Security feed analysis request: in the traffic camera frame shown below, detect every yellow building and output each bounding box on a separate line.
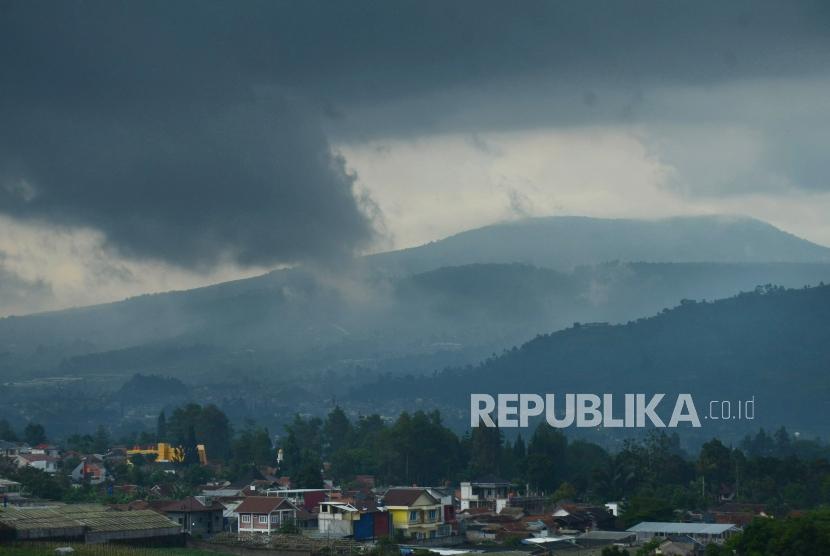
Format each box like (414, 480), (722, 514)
(381, 488), (449, 540)
(127, 443), (207, 465)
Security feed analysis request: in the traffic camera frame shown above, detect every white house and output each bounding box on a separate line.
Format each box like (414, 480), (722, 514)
(318, 502), (360, 537)
(459, 475), (511, 513)
(14, 453), (58, 474)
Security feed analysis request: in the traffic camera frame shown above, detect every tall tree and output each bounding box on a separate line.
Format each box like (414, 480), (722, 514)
(182, 425), (200, 466)
(281, 429), (302, 474)
(323, 406), (352, 457)
(23, 422), (46, 445)
(232, 422), (273, 468)
(698, 439), (733, 491)
(156, 411), (167, 443)
(199, 405), (233, 461)
(92, 425), (110, 454)
(292, 454), (323, 488)
(526, 424), (567, 493)
(0, 419), (17, 442)
(469, 426), (503, 477)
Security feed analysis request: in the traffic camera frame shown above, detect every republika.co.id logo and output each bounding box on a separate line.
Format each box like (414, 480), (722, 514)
(471, 393), (755, 428)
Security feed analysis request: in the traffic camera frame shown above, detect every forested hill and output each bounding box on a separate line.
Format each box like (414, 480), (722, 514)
(359, 284), (830, 437)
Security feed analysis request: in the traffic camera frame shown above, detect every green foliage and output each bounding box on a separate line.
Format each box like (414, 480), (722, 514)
(698, 439), (733, 494)
(167, 403), (233, 462)
(323, 406), (353, 457)
(182, 425), (200, 466)
(526, 423), (567, 492)
(553, 481), (577, 502)
(468, 425), (503, 477)
(118, 373), (189, 399)
(367, 283), (830, 442)
(727, 509), (830, 555)
(279, 520), (300, 534)
(23, 422), (46, 445)
(2, 464), (69, 499)
(370, 536), (400, 556)
(231, 421), (274, 469)
(93, 425), (111, 454)
(634, 538), (661, 556)
(0, 418), (18, 441)
(157, 410), (168, 443)
(620, 496), (674, 528)
(66, 433), (96, 454)
(291, 455), (323, 488)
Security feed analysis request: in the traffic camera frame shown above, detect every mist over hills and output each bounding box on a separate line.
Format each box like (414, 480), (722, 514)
(368, 215), (830, 274)
(1, 214), (830, 437)
(361, 283), (830, 441)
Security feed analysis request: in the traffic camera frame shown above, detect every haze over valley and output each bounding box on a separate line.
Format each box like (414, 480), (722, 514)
(2, 215), (830, 445)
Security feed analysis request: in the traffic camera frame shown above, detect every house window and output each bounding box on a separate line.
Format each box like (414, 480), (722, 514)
(271, 514), (280, 523)
(428, 510), (437, 521)
(242, 514), (251, 523)
(409, 511), (418, 522)
(259, 515), (268, 524)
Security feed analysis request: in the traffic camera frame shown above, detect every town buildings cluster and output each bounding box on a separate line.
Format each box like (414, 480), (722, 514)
(0, 437), (745, 555)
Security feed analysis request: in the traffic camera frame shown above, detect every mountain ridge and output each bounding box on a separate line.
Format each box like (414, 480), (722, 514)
(358, 283), (830, 439)
(367, 215), (830, 274)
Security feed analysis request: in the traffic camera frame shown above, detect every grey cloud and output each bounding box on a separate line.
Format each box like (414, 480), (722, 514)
(1, 0), (829, 269)
(0, 253), (53, 316)
(0, 93), (375, 268)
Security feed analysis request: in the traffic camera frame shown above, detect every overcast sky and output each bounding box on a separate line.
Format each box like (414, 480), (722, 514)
(1, 0), (830, 316)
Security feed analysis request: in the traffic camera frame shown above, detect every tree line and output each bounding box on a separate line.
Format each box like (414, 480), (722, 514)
(5, 405), (830, 521)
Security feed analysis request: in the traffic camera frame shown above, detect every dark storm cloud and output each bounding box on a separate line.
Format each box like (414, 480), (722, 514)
(0, 94), (375, 267)
(1, 0), (829, 268)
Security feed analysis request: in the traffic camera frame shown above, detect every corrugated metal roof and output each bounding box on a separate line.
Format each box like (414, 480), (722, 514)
(579, 530), (637, 540)
(627, 522), (737, 535)
(0, 504), (180, 532)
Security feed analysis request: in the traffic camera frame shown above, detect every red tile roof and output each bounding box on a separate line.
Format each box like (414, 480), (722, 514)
(157, 496), (224, 513)
(236, 496), (291, 514)
(382, 488), (438, 507)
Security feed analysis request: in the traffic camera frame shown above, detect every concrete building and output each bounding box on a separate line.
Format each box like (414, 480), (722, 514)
(381, 487), (450, 540)
(318, 501), (391, 540)
(460, 476), (511, 513)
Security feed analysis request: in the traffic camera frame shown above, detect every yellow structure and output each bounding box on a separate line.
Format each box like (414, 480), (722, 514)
(382, 488), (447, 540)
(127, 442), (207, 465)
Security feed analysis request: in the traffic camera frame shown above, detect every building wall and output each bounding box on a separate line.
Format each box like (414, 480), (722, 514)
(373, 512), (391, 538)
(167, 510), (222, 535)
(239, 513), (271, 532)
(319, 515), (353, 537)
(390, 509), (409, 529)
(238, 510), (296, 533)
(388, 505), (444, 539)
